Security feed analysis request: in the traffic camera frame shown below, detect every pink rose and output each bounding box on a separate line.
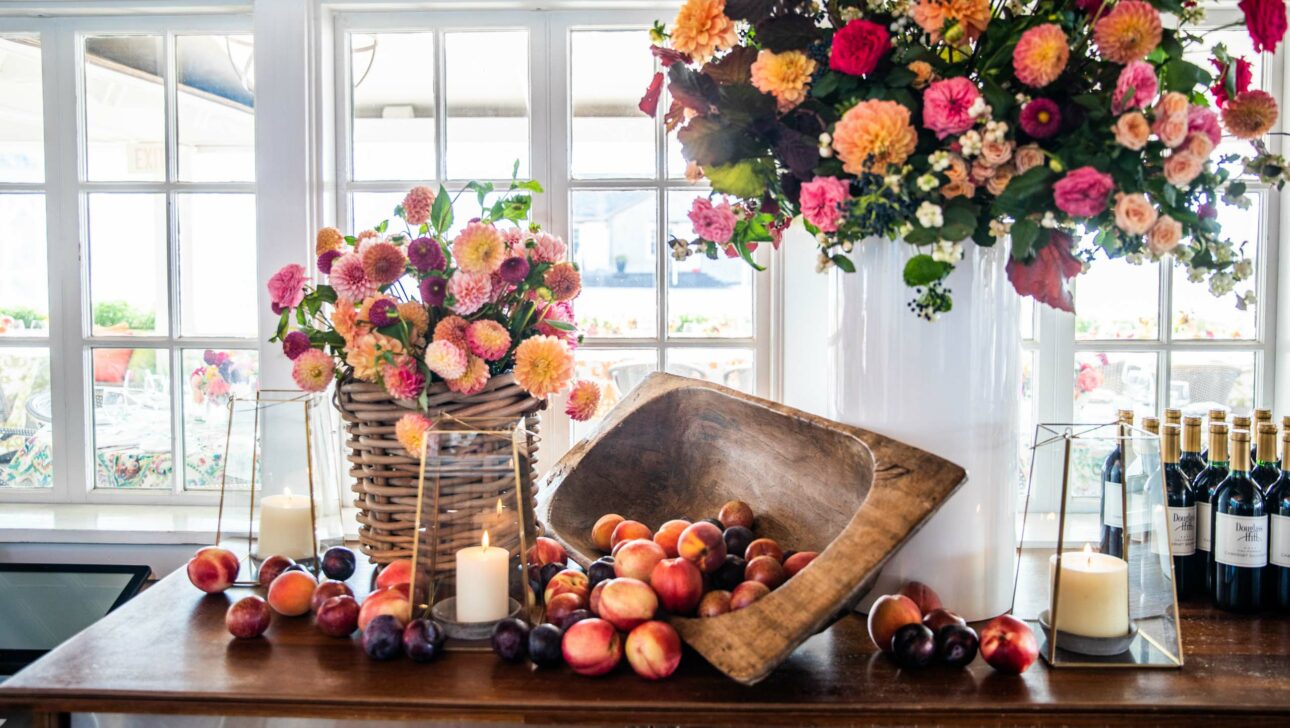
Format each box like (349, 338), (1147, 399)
(980, 139), (1014, 167)
(922, 77), (981, 139)
(1188, 105), (1223, 147)
(1112, 61), (1159, 114)
(1113, 193), (1158, 235)
(1114, 112), (1151, 150)
(1156, 92), (1190, 119)
(1052, 166), (1115, 218)
(799, 176), (851, 233)
(1154, 115), (1189, 148)
(1184, 132), (1215, 158)
(267, 264), (307, 311)
(1164, 152), (1204, 187)
(1147, 215), (1183, 255)
(688, 196), (737, 244)
(1014, 144), (1045, 173)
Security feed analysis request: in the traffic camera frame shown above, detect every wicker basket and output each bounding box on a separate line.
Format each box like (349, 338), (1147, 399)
(336, 372), (544, 568)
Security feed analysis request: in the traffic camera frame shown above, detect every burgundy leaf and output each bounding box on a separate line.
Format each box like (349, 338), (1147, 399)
(639, 72), (664, 116)
(668, 63), (718, 113)
(1006, 231), (1082, 313)
(651, 45), (691, 68)
(703, 46), (758, 85)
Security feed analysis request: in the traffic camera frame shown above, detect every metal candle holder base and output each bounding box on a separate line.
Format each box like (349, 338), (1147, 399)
(430, 597), (523, 642)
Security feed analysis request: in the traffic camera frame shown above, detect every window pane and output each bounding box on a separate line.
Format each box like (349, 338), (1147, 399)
(1074, 256), (1158, 340)
(92, 347), (172, 489)
(1071, 351), (1158, 499)
(0, 194), (48, 336)
(350, 191), (403, 232)
(351, 32), (435, 181)
(0, 36), (44, 182)
(1169, 350), (1256, 415)
(178, 194), (256, 337)
(85, 35), (165, 181)
(0, 348), (51, 488)
(182, 348), (258, 490)
(666, 190), (753, 338)
(1172, 196), (1260, 340)
(571, 348), (656, 440)
(665, 347), (754, 393)
(571, 189), (656, 338)
(89, 194), (168, 336)
(176, 35), (255, 182)
(571, 29), (655, 179)
(445, 31), (528, 179)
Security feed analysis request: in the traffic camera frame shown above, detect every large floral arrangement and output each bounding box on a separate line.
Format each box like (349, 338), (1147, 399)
(264, 174), (601, 453)
(645, 0), (1281, 318)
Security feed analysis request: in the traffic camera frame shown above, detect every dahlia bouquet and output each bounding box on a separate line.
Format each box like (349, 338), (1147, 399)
(264, 173), (602, 451)
(646, 0), (1281, 318)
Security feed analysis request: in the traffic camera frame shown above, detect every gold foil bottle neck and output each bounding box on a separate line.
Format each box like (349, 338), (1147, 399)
(1182, 416), (1202, 452)
(1231, 429), (1251, 471)
(1209, 423), (1230, 462)
(1164, 408), (1182, 427)
(1142, 417), (1160, 435)
(1258, 423), (1278, 463)
(1209, 408), (1228, 422)
(1161, 424), (1181, 463)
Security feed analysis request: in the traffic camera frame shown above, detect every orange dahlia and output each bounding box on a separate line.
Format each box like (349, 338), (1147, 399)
(1012, 24), (1069, 88)
(395, 413), (434, 457)
(832, 100), (918, 175)
(332, 297), (360, 343)
(432, 315), (470, 350)
(750, 49), (818, 113)
(397, 301), (430, 340)
(362, 242), (407, 285)
(452, 221), (506, 275)
(1222, 90), (1279, 139)
(565, 380), (602, 422)
(446, 355), (491, 396)
(465, 319), (512, 361)
(1094, 0), (1162, 64)
(670, 0), (737, 63)
(513, 335), (575, 398)
(316, 227), (344, 256)
(911, 0), (991, 44)
(543, 262), (583, 302)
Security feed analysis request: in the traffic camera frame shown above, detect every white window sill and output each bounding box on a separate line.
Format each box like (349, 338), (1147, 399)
(0, 503), (361, 545)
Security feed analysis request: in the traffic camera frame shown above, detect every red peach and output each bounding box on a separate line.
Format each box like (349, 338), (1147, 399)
(611, 539), (630, 558)
(652, 519), (692, 558)
(922, 608), (967, 633)
(783, 551), (818, 578)
(375, 559), (413, 590)
(610, 520), (653, 548)
(545, 591), (586, 624)
(187, 546), (240, 594)
(592, 514), (625, 552)
(225, 595), (271, 639)
(730, 581), (770, 611)
(614, 539), (667, 582)
(562, 617), (623, 677)
(311, 580), (354, 613)
(979, 615), (1038, 675)
(867, 594), (923, 653)
(527, 536), (568, 568)
(358, 585), (411, 630)
(589, 580), (607, 615)
(744, 538), (784, 563)
(649, 557), (704, 615)
(597, 577), (658, 632)
(544, 569), (590, 605)
(316, 594), (360, 637)
(625, 620), (682, 680)
(898, 581), (943, 616)
(257, 554), (295, 588)
(267, 570), (317, 616)
(745, 555), (787, 590)
(677, 522), (726, 573)
(718, 500), (755, 530)
(698, 590), (732, 618)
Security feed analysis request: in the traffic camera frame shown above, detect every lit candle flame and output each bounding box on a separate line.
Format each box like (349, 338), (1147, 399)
(283, 487), (293, 497)
(1082, 542), (1093, 567)
(482, 530), (490, 549)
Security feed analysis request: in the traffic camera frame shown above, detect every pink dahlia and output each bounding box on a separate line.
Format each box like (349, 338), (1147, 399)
(447, 355), (491, 396)
(1019, 98), (1062, 139)
(565, 380), (601, 422)
(395, 413), (434, 457)
(799, 176), (850, 233)
(452, 221), (507, 275)
(433, 315), (470, 349)
(921, 77), (980, 139)
(267, 263), (307, 312)
(1013, 24), (1069, 88)
(402, 185), (435, 227)
(424, 339), (468, 380)
(447, 272), (491, 315)
(465, 319), (512, 361)
(531, 232), (567, 263)
(1112, 61), (1159, 114)
(688, 196), (737, 244)
(382, 358), (426, 400)
(544, 262), (582, 302)
(291, 349), (334, 392)
(282, 330), (311, 360)
(1052, 167), (1115, 218)
(329, 253), (377, 300)
(536, 301), (578, 346)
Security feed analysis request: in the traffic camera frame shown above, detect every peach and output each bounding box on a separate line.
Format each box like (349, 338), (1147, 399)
(257, 554), (295, 588)
(649, 557), (703, 615)
(375, 558), (413, 590)
(358, 585), (411, 630)
(589, 580), (607, 615)
(698, 590), (732, 618)
(266, 570), (317, 616)
(316, 594), (360, 637)
(718, 500), (755, 530)
(677, 522), (726, 573)
(744, 538), (784, 563)
(898, 581), (943, 615)
(745, 555), (786, 590)
(225, 595), (271, 639)
(562, 617), (623, 677)
(980, 615), (1038, 674)
(527, 536), (568, 568)
(544, 569), (590, 605)
(311, 580), (354, 613)
(867, 594), (922, 653)
(545, 591), (587, 625)
(730, 581), (770, 611)
(611, 539), (630, 558)
(597, 577), (658, 632)
(625, 620), (683, 680)
(187, 546), (240, 594)
(592, 514), (625, 551)
(614, 539), (666, 581)
(610, 520), (653, 548)
(783, 551), (817, 578)
(652, 519), (691, 558)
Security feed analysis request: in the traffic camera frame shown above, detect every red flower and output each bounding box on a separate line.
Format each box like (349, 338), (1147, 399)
(1211, 56), (1253, 108)
(1006, 231), (1083, 313)
(639, 71), (664, 116)
(830, 19), (890, 77)
(1239, 0), (1287, 53)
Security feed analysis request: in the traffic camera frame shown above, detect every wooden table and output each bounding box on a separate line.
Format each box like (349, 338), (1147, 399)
(3, 559), (1290, 726)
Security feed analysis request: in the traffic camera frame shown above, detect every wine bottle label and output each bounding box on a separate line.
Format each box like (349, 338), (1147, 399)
(1271, 514), (1290, 568)
(1102, 481), (1124, 529)
(1166, 506), (1196, 556)
(1197, 504), (1211, 552)
(1214, 513), (1268, 568)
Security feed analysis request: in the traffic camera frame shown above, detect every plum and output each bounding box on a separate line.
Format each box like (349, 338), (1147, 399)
(700, 517), (725, 531)
(712, 555), (746, 591)
(587, 557), (616, 590)
(491, 617), (530, 662)
(891, 623), (936, 669)
(321, 546), (357, 581)
(528, 623), (564, 668)
(936, 624), (979, 668)
(539, 562), (564, 595)
(559, 608), (594, 631)
(362, 614), (404, 661)
(402, 618), (447, 663)
(722, 526), (755, 559)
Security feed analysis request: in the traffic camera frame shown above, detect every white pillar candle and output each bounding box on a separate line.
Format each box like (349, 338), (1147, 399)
(257, 488), (315, 560)
(1048, 543), (1130, 638)
(455, 530), (509, 623)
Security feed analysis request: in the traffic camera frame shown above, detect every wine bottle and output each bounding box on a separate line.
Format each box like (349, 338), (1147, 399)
(1159, 424), (1198, 598)
(1213, 429), (1267, 613)
(1180, 415), (1206, 482)
(1252, 422), (1280, 495)
(1129, 416), (1160, 540)
(1196, 422), (1229, 596)
(1200, 408), (1227, 462)
(1164, 408), (1182, 428)
(1266, 429), (1290, 611)
(1252, 409), (1272, 464)
(1100, 409), (1134, 559)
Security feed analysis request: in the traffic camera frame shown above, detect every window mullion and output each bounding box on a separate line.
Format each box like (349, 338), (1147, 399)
(433, 27), (447, 185)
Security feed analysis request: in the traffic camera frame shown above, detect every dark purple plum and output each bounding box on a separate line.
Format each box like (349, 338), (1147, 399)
(539, 562), (564, 595)
(558, 608), (593, 631)
(402, 618), (447, 663)
(490, 617), (530, 662)
(700, 517), (725, 532)
(712, 555), (746, 591)
(527, 623), (564, 668)
(282, 563), (307, 574)
(587, 558), (616, 589)
(936, 624), (979, 668)
(723, 526), (755, 559)
(321, 546), (357, 581)
(362, 615), (403, 661)
(891, 623), (936, 670)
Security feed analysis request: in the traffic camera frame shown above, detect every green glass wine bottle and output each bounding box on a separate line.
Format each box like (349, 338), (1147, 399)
(1179, 416), (1206, 483)
(1213, 429), (1267, 613)
(1252, 422), (1280, 495)
(1159, 424), (1199, 597)
(1267, 429), (1290, 611)
(1195, 422), (1229, 597)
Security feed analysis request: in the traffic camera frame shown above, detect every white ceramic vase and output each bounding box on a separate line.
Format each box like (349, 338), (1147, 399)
(831, 238), (1020, 621)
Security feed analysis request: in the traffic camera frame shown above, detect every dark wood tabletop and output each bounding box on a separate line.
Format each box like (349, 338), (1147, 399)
(3, 557), (1290, 726)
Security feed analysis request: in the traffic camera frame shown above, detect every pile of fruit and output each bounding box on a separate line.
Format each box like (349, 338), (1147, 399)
(867, 583), (1039, 674)
(491, 500), (817, 679)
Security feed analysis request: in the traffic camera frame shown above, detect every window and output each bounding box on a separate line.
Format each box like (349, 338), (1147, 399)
(333, 10), (775, 457)
(0, 16), (258, 502)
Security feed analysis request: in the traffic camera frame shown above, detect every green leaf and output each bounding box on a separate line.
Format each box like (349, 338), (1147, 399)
(1162, 59), (1212, 93)
(733, 240), (766, 271)
(315, 285), (337, 304)
(375, 219), (388, 233)
(904, 226), (938, 245)
(705, 159), (771, 198)
(274, 310), (290, 341)
(466, 180), (494, 207)
(1010, 219), (1040, 259)
(940, 204), (978, 241)
(542, 319), (577, 332)
(903, 255), (951, 286)
(831, 254), (856, 273)
(430, 184), (453, 234)
(981, 77), (1014, 118)
(515, 179), (543, 193)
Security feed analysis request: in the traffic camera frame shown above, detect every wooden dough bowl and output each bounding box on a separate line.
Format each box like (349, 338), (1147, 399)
(537, 373), (966, 686)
